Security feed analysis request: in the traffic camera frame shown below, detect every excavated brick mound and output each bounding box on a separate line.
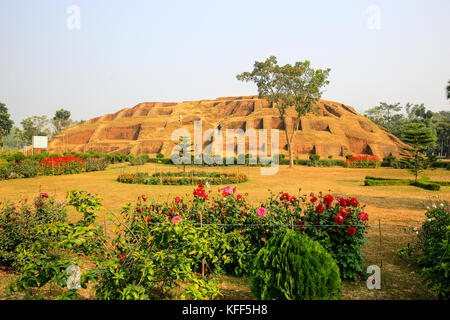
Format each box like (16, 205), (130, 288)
(48, 96), (409, 159)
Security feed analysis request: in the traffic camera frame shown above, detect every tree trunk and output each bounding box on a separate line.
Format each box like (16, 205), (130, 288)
(288, 143), (294, 168)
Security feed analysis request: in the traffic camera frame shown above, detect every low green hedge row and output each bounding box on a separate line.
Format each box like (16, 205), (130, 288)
(364, 176), (448, 191)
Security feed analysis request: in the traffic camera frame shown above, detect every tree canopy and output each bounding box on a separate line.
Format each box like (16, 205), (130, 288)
(237, 56), (330, 167)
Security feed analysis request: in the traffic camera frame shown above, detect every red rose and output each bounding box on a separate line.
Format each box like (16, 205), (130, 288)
(349, 198), (359, 207)
(40, 192), (49, 198)
(323, 194), (333, 208)
(137, 207), (143, 214)
(347, 226), (356, 236)
(334, 215), (344, 225)
(358, 212), (368, 222)
(310, 196), (318, 203)
(315, 203), (325, 213)
(289, 196), (297, 204)
(175, 196), (181, 203)
(339, 209), (348, 219)
(280, 193), (290, 201)
(338, 197), (348, 207)
(237, 194), (243, 201)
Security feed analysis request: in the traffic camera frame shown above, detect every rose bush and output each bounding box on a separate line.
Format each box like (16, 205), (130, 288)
(299, 192), (370, 280)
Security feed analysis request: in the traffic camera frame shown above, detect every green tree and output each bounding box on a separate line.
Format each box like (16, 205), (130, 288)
(400, 123), (436, 181)
(364, 102), (405, 136)
(435, 122), (450, 157)
(237, 56), (330, 167)
(447, 80), (450, 100)
(20, 116), (51, 144)
(0, 102), (14, 152)
(52, 109), (73, 136)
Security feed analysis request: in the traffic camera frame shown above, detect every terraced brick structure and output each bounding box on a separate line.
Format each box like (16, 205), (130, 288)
(47, 96), (409, 159)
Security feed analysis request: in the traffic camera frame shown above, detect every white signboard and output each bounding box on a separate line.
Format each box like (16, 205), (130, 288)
(32, 136), (48, 149)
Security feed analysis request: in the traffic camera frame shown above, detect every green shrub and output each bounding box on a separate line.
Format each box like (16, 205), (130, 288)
(398, 202), (449, 299)
(10, 159), (40, 178)
(0, 193), (67, 269)
(156, 153), (164, 159)
(345, 154), (354, 160)
(251, 228), (341, 300)
(300, 193), (370, 280)
(85, 157), (109, 172)
(418, 205), (449, 300)
(382, 155), (398, 167)
(0, 165), (10, 180)
(364, 179), (411, 186)
(411, 180), (440, 191)
(364, 176), (445, 190)
(309, 154), (320, 161)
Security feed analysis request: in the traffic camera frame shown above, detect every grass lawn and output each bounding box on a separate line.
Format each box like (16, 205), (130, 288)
(1, 163), (449, 300)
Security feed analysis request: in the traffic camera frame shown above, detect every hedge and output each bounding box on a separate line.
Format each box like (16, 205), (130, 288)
(364, 176), (447, 191)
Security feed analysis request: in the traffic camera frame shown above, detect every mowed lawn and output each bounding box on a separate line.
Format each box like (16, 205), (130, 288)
(0, 163), (449, 300)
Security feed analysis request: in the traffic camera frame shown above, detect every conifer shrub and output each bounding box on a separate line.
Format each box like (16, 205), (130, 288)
(251, 228), (341, 300)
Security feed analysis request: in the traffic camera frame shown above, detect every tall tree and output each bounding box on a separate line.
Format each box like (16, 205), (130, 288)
(52, 108), (73, 136)
(447, 80), (450, 100)
(237, 56), (330, 167)
(399, 123), (436, 181)
(365, 102), (405, 136)
(20, 115), (51, 144)
(0, 102), (14, 152)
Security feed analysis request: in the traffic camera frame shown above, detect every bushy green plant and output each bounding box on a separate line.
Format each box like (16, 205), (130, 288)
(300, 193), (370, 280)
(309, 154), (320, 161)
(398, 201), (449, 299)
(128, 154), (149, 166)
(0, 164), (10, 180)
(84, 157), (109, 172)
(156, 153), (164, 159)
(0, 193), (67, 268)
(9, 159), (40, 178)
(251, 228), (341, 300)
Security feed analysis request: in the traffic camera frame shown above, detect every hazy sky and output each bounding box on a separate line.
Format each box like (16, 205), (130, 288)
(1, 0), (449, 125)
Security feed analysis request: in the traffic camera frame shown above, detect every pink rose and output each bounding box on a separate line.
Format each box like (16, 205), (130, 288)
(256, 207), (267, 217)
(222, 186), (234, 196)
(171, 216), (182, 224)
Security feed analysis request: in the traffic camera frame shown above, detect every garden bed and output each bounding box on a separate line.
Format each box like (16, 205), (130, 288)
(117, 171), (248, 185)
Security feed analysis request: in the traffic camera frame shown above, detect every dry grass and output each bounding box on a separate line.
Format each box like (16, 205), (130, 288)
(0, 163), (448, 300)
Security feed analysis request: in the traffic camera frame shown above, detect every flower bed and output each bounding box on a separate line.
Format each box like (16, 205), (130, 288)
(39, 156), (85, 175)
(117, 171), (248, 185)
(0, 156), (109, 180)
(3, 187), (371, 300)
(344, 155), (381, 168)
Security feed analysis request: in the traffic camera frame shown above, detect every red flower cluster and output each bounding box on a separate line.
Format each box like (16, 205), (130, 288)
(337, 197), (359, 207)
(279, 193), (290, 202)
(279, 192), (297, 204)
(193, 181), (208, 200)
(315, 203), (325, 213)
(344, 155), (380, 163)
(358, 212), (369, 222)
(323, 194), (333, 208)
(39, 156), (84, 175)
